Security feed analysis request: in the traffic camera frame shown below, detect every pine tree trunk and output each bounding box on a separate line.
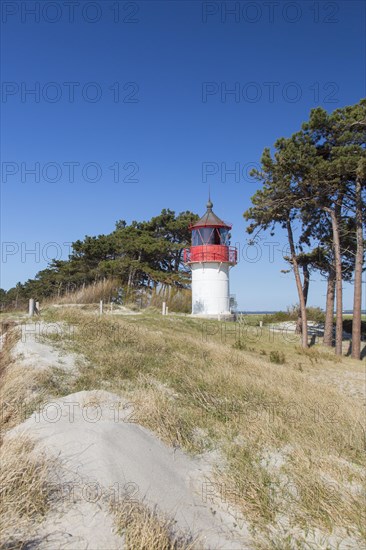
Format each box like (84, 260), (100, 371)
(323, 270), (335, 347)
(295, 314), (302, 334)
(286, 220), (308, 347)
(296, 264), (310, 334)
(327, 209), (343, 355)
(351, 175), (363, 360)
(303, 264), (310, 305)
(127, 266), (134, 289)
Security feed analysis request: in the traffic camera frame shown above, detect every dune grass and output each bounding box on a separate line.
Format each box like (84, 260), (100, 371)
(0, 435), (59, 550)
(1, 308), (364, 547)
(25, 306), (364, 548)
(0, 322), (59, 549)
(0, 323), (59, 436)
(111, 499), (198, 550)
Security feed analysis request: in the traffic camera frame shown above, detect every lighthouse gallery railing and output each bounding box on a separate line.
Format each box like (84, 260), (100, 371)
(183, 245), (237, 264)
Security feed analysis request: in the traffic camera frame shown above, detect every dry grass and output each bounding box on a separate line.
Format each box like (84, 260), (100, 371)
(43, 279), (192, 313)
(0, 324), (25, 435)
(0, 324), (56, 436)
(149, 287), (192, 313)
(0, 321), (59, 548)
(24, 308), (366, 547)
(0, 321), (19, 376)
(45, 278), (120, 305)
(112, 499), (198, 549)
(0, 435), (58, 550)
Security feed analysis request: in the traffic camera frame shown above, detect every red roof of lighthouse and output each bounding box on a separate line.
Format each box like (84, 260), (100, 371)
(190, 199), (232, 229)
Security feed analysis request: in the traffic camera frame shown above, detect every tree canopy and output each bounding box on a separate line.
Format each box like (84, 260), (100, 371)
(1, 209), (198, 308)
(244, 99), (366, 357)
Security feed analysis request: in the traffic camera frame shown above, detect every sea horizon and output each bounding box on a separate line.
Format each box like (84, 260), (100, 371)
(238, 310), (366, 315)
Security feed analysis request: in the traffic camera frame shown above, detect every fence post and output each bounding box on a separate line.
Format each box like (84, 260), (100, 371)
(162, 302), (166, 315)
(100, 300), (103, 315)
(166, 306), (169, 315)
(35, 301), (40, 314)
(28, 298), (35, 317)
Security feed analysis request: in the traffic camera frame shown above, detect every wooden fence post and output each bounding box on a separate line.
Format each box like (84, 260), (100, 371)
(28, 299), (35, 317)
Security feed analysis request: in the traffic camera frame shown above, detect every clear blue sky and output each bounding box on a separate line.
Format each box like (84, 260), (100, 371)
(1, 0), (365, 310)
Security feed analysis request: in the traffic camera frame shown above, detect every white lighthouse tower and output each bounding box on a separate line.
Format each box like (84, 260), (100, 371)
(184, 199), (237, 318)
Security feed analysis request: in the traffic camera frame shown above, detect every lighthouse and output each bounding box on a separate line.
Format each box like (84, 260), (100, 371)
(184, 199), (237, 318)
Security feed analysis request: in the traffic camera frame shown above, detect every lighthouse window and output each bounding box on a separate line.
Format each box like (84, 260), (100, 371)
(219, 229), (230, 245)
(192, 229), (202, 246)
(199, 228), (212, 244)
(212, 229), (221, 244)
(192, 227), (223, 245)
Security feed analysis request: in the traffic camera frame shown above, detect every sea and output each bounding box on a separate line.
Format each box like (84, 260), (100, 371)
(237, 310), (366, 315)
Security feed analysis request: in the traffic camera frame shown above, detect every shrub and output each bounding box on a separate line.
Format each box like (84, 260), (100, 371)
(264, 306), (325, 325)
(306, 307), (325, 323)
(264, 311), (295, 324)
(233, 339), (247, 351)
(269, 351), (286, 364)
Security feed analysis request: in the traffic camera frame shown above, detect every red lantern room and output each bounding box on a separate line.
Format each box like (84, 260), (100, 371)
(183, 199), (237, 265)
